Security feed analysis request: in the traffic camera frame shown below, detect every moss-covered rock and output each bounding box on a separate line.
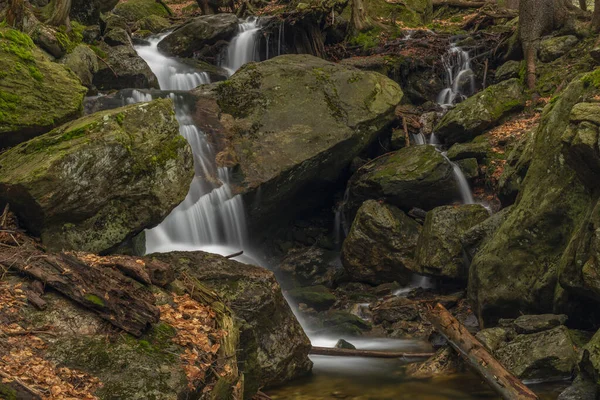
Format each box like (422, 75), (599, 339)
(341, 200), (421, 285)
(435, 79), (526, 145)
(157, 13), (239, 58)
(93, 42), (158, 90)
(70, 0), (120, 24)
(461, 205), (513, 259)
(455, 157), (479, 180)
(497, 127), (536, 206)
(288, 285), (337, 310)
(310, 310), (372, 336)
(113, 0), (171, 24)
(134, 14), (171, 34)
(0, 99), (193, 254)
(540, 35), (579, 63)
(447, 140), (491, 161)
(0, 28), (87, 149)
(365, 0), (433, 27)
(495, 60), (522, 83)
(60, 44), (99, 91)
(468, 74), (593, 326)
(151, 252), (312, 394)
(346, 145), (458, 213)
(197, 54), (402, 230)
(415, 204), (489, 281)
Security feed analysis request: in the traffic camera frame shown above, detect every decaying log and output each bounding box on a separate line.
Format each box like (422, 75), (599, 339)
(310, 346), (434, 359)
(432, 0), (487, 7)
(26, 291), (47, 310)
(426, 303), (539, 400)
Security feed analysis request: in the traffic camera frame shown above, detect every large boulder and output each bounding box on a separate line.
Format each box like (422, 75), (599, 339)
(0, 28), (87, 149)
(196, 55), (402, 229)
(435, 79), (526, 145)
(0, 99), (193, 254)
(157, 14), (239, 58)
(539, 35), (579, 63)
(468, 74), (593, 326)
(415, 204), (489, 280)
(60, 44), (99, 91)
(112, 0), (171, 24)
(93, 43), (159, 90)
(346, 145), (459, 213)
(151, 252), (312, 396)
(341, 200), (421, 285)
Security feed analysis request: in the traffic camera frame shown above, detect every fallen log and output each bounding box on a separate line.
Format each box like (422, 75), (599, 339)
(310, 346), (434, 359)
(426, 303), (539, 400)
(432, 0), (487, 7)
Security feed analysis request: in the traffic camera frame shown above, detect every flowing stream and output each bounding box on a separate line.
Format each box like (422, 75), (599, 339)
(221, 17), (261, 75)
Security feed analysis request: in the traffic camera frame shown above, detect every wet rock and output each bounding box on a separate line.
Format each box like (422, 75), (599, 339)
(415, 204), (490, 281)
(494, 326), (578, 380)
(0, 99), (193, 254)
(495, 60), (522, 82)
(498, 128), (535, 206)
(372, 297), (419, 324)
(446, 140), (491, 162)
(134, 14), (171, 34)
(475, 327), (511, 352)
(316, 310), (372, 336)
(435, 79), (526, 145)
(288, 285), (337, 311)
(390, 127), (407, 150)
(335, 339), (356, 349)
(0, 28), (87, 149)
(341, 200), (421, 285)
(455, 158), (479, 180)
(513, 314), (568, 334)
(539, 35), (579, 63)
(469, 75), (593, 325)
(93, 43), (158, 90)
(113, 0), (170, 24)
(278, 247), (341, 288)
(70, 0), (120, 25)
(406, 346), (464, 378)
(152, 251), (312, 393)
(103, 27), (132, 46)
(157, 13), (239, 58)
(347, 145), (459, 213)
(60, 44), (99, 91)
(557, 375), (598, 400)
(461, 206), (513, 259)
(201, 54), (402, 231)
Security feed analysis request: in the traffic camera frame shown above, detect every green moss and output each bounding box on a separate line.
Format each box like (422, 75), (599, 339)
(583, 68), (600, 89)
(28, 65), (44, 81)
(0, 28), (35, 62)
(115, 112), (125, 126)
(89, 44), (107, 59)
(349, 28), (382, 50)
(113, 0), (171, 23)
(85, 294), (105, 307)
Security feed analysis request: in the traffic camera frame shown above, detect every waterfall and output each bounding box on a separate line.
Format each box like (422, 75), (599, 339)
(222, 17), (261, 75)
(436, 43), (475, 108)
(134, 35), (250, 258)
(439, 151), (474, 205)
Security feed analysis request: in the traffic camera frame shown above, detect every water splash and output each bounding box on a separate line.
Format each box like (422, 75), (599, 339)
(222, 17), (261, 75)
(437, 43), (475, 108)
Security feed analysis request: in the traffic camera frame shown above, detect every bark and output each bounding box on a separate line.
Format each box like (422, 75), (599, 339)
(505, 0), (519, 8)
(350, 0), (371, 31)
(433, 0), (487, 7)
(426, 304), (539, 400)
(44, 0), (71, 27)
(580, 0), (587, 10)
(4, 0), (26, 29)
(310, 346), (434, 358)
(593, 0), (600, 32)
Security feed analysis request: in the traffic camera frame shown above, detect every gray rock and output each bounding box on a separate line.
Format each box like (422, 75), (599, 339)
(287, 285), (337, 311)
(372, 297), (420, 324)
(557, 376), (598, 400)
(455, 157), (479, 180)
(447, 140), (491, 161)
(513, 314), (568, 334)
(335, 339), (356, 349)
(461, 206), (513, 259)
(60, 44), (99, 90)
(476, 327), (510, 352)
(495, 60), (522, 82)
(539, 35), (579, 63)
(93, 43), (158, 90)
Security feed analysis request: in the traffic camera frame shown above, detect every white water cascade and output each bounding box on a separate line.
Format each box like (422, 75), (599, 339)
(133, 35), (252, 259)
(436, 43), (475, 108)
(222, 17), (261, 75)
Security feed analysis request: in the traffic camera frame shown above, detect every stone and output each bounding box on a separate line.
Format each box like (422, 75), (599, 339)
(495, 60), (522, 82)
(347, 145), (459, 213)
(157, 14), (239, 58)
(446, 140), (491, 162)
(406, 346), (464, 378)
(93, 43), (159, 90)
(0, 99), (193, 254)
(151, 251), (312, 394)
(103, 27), (132, 46)
(341, 200), (421, 285)
(461, 206), (513, 259)
(134, 14), (171, 34)
(469, 75), (593, 325)
(498, 128), (535, 206)
(277, 247), (341, 288)
(475, 327), (510, 352)
(0, 28), (87, 149)
(287, 285), (337, 311)
(455, 158), (479, 180)
(513, 314), (568, 334)
(415, 204), (490, 280)
(70, 0), (120, 24)
(372, 297), (420, 324)
(435, 79), (526, 145)
(335, 339), (356, 349)
(539, 35), (579, 63)
(494, 326), (578, 380)
(60, 44), (99, 91)
(313, 310), (372, 336)
(113, 0), (171, 24)
(557, 376), (598, 400)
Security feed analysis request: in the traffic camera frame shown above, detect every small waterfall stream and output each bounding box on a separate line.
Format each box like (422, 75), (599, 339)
(222, 17), (261, 75)
(436, 43), (475, 108)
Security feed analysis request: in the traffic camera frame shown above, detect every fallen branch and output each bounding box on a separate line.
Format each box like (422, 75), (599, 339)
(310, 346), (434, 359)
(225, 250), (243, 259)
(432, 0), (487, 8)
(426, 303), (539, 400)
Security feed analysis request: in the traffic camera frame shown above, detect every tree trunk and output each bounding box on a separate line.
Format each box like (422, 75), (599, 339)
(351, 0), (371, 31)
(4, 0), (26, 29)
(593, 0), (600, 32)
(44, 0), (72, 27)
(310, 347), (434, 358)
(426, 304), (539, 400)
(505, 0), (519, 8)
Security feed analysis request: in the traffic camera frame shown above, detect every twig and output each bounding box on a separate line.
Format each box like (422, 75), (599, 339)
(0, 204), (9, 228)
(483, 58), (488, 89)
(225, 251), (243, 259)
(96, 55), (119, 78)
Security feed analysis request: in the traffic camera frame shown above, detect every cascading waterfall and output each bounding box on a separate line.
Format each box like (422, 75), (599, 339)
(133, 35), (250, 258)
(436, 43), (475, 108)
(222, 17), (261, 75)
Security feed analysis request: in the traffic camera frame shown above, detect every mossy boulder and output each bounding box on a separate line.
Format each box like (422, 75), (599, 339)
(0, 99), (194, 254)
(341, 200), (421, 285)
(93, 42), (158, 90)
(365, 0), (433, 27)
(277, 247), (341, 288)
(134, 14), (171, 34)
(288, 285), (337, 310)
(468, 74), (593, 326)
(415, 204), (489, 281)
(103, 27), (132, 46)
(309, 310), (372, 336)
(435, 79), (526, 145)
(498, 127), (536, 206)
(539, 35), (579, 63)
(60, 44), (99, 91)
(447, 140), (491, 162)
(151, 252), (312, 394)
(495, 60), (522, 82)
(157, 13), (239, 58)
(461, 205), (513, 259)
(346, 145), (458, 213)
(199, 54), (402, 230)
(455, 157), (479, 180)
(0, 28), (87, 149)
(113, 0), (171, 24)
